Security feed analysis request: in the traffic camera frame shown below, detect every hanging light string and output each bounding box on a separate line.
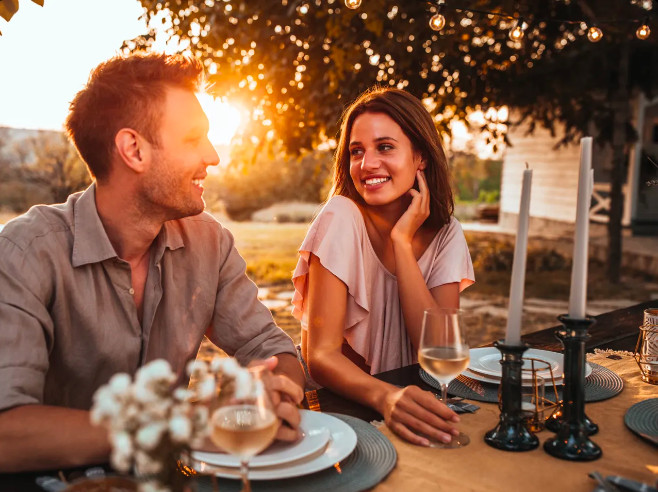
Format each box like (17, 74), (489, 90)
(344, 0), (653, 41)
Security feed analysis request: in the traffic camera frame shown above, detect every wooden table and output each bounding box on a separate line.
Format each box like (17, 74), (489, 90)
(1, 301), (657, 491)
(307, 300), (658, 420)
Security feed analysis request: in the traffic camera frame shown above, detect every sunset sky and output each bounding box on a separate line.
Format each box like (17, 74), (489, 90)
(0, 0), (242, 145)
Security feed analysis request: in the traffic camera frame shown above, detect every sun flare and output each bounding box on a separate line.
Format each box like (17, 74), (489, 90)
(197, 93), (244, 145)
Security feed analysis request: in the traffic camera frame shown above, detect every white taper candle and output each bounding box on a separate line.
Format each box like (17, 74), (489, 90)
(505, 167), (533, 345)
(568, 137), (593, 319)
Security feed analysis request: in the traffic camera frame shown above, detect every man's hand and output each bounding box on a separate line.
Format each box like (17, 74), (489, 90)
(249, 356), (304, 442)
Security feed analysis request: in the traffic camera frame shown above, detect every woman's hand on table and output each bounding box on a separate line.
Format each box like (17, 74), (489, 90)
(380, 385), (460, 446)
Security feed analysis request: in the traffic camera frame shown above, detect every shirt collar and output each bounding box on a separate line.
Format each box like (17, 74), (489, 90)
(72, 184), (186, 267)
(72, 184), (118, 267)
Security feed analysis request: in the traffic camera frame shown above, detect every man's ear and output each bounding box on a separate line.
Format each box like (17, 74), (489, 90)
(115, 129), (149, 173)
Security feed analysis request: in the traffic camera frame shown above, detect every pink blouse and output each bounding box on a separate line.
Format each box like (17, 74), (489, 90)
(292, 195), (475, 374)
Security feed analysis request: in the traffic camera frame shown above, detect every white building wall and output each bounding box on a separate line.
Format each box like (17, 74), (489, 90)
(500, 123), (581, 224)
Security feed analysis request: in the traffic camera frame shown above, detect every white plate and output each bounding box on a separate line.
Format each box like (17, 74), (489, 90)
(462, 368), (564, 387)
(192, 411), (358, 480)
(466, 347), (591, 381)
(192, 409), (331, 468)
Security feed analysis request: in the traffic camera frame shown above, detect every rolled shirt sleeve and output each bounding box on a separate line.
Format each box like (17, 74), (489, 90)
(0, 236), (52, 412)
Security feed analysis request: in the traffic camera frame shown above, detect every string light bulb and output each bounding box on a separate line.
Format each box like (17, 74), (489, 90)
(587, 25), (603, 42)
(509, 18), (527, 41)
(429, 11), (446, 31)
(636, 21), (651, 40)
(345, 0), (361, 9)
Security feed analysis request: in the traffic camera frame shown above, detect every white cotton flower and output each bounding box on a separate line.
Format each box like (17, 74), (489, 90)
(109, 431), (133, 472)
(169, 415), (192, 444)
(139, 398), (171, 424)
(134, 449), (163, 476)
(90, 386), (121, 424)
(108, 373), (132, 395)
(132, 385), (161, 405)
(186, 360), (209, 378)
(234, 369), (253, 399)
(135, 422), (166, 451)
(135, 360), (175, 388)
(210, 356), (239, 377)
(173, 387), (191, 402)
(196, 375), (217, 401)
(110, 447), (132, 474)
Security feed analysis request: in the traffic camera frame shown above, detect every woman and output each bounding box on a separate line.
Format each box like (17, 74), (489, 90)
(292, 88), (475, 446)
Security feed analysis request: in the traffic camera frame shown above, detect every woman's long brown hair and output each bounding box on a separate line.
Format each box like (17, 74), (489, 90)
(330, 87), (453, 230)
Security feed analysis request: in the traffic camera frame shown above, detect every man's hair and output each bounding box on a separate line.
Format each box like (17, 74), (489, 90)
(65, 52), (204, 181)
(330, 87), (454, 230)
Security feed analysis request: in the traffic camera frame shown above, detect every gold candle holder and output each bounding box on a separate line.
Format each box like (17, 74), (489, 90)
(634, 323), (658, 385)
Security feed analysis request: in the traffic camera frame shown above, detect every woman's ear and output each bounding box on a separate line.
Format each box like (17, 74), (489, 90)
(115, 129), (149, 173)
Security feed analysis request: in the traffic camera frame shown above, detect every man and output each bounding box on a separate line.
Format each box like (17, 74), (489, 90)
(0, 53), (305, 472)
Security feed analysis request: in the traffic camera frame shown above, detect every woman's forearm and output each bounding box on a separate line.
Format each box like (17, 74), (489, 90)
(392, 240), (439, 349)
(307, 351), (395, 415)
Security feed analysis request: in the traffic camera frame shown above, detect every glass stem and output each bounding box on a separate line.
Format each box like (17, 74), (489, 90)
(240, 460), (251, 492)
(441, 382), (448, 405)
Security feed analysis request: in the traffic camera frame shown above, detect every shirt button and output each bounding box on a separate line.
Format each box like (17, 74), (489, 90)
(129, 287), (135, 295)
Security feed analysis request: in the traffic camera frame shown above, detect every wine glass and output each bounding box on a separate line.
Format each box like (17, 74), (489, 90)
(208, 366), (279, 492)
(418, 307), (471, 448)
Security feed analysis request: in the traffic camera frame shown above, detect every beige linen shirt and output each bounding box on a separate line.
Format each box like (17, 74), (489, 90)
(0, 185), (295, 412)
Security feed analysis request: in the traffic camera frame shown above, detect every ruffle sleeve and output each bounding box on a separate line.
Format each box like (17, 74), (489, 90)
(426, 217), (475, 292)
(292, 196), (370, 332)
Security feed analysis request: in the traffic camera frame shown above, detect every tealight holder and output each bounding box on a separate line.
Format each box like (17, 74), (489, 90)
(520, 359), (560, 433)
(544, 315), (602, 461)
(484, 341), (539, 451)
(634, 323), (658, 385)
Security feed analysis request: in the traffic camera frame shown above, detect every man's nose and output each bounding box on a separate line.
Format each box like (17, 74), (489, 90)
(204, 138), (220, 168)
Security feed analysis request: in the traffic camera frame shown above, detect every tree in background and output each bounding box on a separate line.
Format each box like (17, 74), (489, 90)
(207, 138), (332, 220)
(131, 0), (658, 281)
(0, 131), (90, 210)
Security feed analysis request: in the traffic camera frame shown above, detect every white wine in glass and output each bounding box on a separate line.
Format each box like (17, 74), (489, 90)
(418, 308), (471, 448)
(209, 367), (279, 492)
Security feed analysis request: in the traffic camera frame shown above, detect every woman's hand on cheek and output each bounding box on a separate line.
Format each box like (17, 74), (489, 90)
(390, 170), (430, 245)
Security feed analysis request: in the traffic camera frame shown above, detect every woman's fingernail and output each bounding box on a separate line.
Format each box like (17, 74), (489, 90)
(452, 415), (460, 423)
(442, 434), (452, 443)
(420, 438), (430, 446)
(452, 428), (460, 436)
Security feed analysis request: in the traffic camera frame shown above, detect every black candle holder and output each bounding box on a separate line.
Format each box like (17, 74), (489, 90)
(484, 341), (539, 451)
(544, 314), (602, 461)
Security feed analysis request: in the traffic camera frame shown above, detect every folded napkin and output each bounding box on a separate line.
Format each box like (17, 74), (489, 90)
(446, 398), (480, 414)
(591, 474), (658, 492)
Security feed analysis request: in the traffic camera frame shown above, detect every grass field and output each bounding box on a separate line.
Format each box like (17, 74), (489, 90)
(3, 209), (654, 348)
(224, 219), (657, 347)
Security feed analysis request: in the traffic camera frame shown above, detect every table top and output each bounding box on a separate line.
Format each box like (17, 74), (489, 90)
(307, 300), (658, 420)
(2, 300), (657, 491)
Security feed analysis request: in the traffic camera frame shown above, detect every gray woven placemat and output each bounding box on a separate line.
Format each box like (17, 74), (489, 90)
(624, 398), (658, 446)
(195, 413), (397, 492)
(420, 363), (624, 404)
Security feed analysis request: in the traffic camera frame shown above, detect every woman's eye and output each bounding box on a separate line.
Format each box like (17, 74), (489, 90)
(350, 148), (364, 157)
(379, 143), (393, 152)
